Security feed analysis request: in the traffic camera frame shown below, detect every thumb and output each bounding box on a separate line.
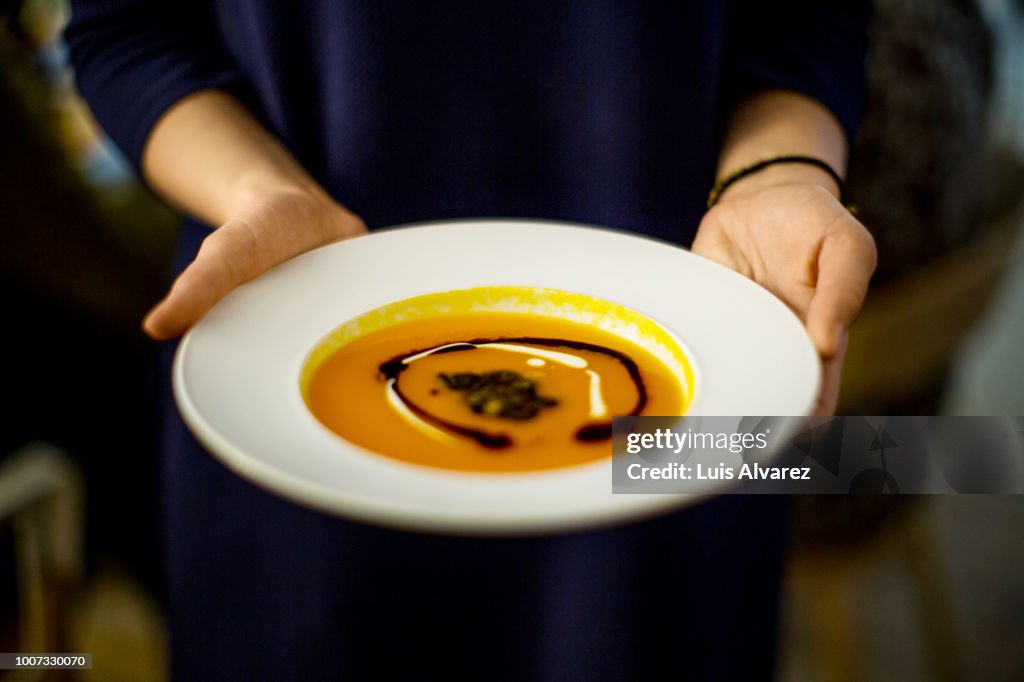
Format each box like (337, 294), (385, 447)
(144, 203), (365, 340)
(143, 222), (256, 339)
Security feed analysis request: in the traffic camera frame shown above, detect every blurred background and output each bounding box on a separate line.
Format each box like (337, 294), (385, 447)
(0, 0), (1022, 680)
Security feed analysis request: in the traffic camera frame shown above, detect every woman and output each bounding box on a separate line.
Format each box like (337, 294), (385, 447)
(66, 2), (875, 679)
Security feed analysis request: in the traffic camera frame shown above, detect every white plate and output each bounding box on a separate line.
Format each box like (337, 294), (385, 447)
(173, 220), (820, 535)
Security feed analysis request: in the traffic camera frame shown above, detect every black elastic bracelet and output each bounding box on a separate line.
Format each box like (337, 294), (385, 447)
(706, 155), (845, 209)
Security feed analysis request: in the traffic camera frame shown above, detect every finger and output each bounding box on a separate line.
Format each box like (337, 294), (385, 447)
(811, 330), (848, 416)
(805, 218), (876, 359)
(143, 209), (364, 339)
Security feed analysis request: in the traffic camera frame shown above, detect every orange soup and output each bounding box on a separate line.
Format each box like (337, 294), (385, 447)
(303, 303), (692, 473)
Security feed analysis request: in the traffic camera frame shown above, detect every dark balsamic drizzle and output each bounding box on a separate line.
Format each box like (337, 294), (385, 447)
(574, 422), (614, 442)
(379, 337), (648, 449)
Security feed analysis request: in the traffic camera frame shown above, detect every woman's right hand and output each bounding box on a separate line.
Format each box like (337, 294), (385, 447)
(135, 90), (368, 340)
(142, 187), (366, 339)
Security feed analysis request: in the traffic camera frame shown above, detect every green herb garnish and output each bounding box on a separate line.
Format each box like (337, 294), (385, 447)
(438, 371), (558, 421)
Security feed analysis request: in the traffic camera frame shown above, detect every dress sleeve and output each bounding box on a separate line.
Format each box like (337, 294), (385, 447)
(64, 0), (248, 170)
(722, 0), (872, 143)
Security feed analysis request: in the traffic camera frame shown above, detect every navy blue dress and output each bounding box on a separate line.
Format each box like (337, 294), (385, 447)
(67, 2), (868, 679)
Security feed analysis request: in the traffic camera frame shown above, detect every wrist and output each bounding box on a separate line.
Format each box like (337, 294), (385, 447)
(227, 169), (329, 216)
(712, 158), (843, 205)
(226, 168), (366, 240)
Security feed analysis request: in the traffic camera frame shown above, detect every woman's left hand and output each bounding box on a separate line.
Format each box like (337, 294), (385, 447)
(692, 179), (876, 415)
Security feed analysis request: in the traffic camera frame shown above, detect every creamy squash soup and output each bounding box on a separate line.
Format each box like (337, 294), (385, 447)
(301, 287), (695, 473)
